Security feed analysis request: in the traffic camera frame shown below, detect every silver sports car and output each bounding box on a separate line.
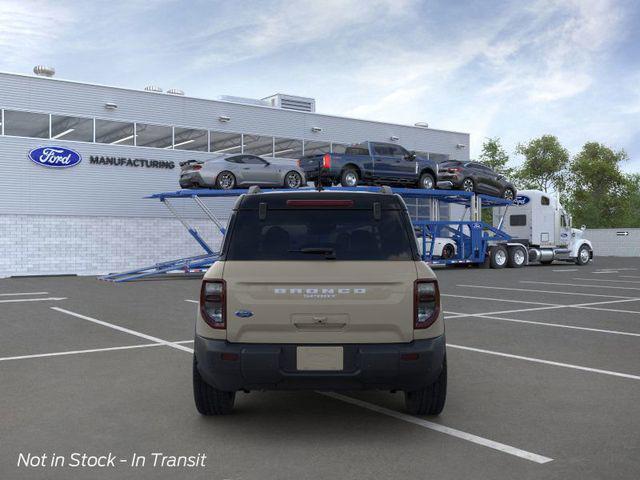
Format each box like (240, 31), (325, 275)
(179, 154), (306, 190)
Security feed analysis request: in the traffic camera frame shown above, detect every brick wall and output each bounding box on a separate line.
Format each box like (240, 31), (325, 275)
(583, 228), (640, 257)
(0, 215), (224, 278)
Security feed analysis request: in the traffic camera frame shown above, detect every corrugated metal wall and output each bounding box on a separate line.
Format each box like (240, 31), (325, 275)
(584, 229), (640, 257)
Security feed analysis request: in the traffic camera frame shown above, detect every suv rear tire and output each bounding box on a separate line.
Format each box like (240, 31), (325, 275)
(405, 356), (447, 415)
(193, 357), (236, 415)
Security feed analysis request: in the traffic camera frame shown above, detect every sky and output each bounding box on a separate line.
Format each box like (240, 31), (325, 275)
(1, 0), (639, 172)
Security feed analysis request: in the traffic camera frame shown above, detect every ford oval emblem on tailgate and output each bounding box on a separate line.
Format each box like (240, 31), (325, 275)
(235, 310), (253, 318)
(28, 146), (82, 168)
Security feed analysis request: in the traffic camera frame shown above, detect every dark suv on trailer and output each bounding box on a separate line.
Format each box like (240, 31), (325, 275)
(437, 160), (516, 199)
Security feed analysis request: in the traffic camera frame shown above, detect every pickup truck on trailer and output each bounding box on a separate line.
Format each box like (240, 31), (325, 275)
(298, 141), (439, 189)
(193, 187), (447, 415)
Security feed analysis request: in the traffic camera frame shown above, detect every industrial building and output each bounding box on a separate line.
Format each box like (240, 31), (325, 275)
(0, 69), (470, 277)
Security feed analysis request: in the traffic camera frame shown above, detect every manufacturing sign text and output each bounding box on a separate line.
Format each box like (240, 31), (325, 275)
(89, 156), (175, 169)
(29, 146), (82, 168)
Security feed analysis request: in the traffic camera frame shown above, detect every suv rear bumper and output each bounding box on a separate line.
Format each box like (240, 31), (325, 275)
(194, 335), (446, 392)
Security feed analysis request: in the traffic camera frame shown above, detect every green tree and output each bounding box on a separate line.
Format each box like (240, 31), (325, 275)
(566, 142), (633, 228)
(478, 137), (514, 177)
(515, 135), (569, 192)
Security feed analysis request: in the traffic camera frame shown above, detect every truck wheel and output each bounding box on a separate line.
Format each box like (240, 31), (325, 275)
(284, 171), (303, 189)
(507, 246), (526, 268)
(405, 356), (447, 416)
(490, 245), (508, 269)
(340, 168), (359, 187)
(419, 172), (435, 190)
(575, 245), (591, 265)
(193, 357), (235, 415)
(502, 187), (515, 201)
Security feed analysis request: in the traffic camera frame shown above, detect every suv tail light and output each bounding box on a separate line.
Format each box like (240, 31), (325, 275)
(297, 159), (301, 167)
(192, 164), (202, 170)
(200, 280), (226, 329)
(322, 153), (331, 169)
(414, 279), (440, 329)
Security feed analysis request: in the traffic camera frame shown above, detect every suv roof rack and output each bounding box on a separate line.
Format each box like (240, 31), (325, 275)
(247, 185), (262, 194)
(380, 185), (393, 195)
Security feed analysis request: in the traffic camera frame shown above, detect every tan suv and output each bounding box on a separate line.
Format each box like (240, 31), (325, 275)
(193, 188), (446, 415)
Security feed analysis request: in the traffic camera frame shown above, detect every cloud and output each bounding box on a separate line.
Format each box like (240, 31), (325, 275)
(0, 0), (74, 68)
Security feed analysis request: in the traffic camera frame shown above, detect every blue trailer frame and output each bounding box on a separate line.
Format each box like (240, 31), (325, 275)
(100, 186), (512, 281)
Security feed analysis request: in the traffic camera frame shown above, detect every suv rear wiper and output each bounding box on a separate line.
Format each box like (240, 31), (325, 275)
(289, 247), (336, 259)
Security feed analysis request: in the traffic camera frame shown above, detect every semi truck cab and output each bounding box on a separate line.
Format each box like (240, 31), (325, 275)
(496, 189), (593, 265)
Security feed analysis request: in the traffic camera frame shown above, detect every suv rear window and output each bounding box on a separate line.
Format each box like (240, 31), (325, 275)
(224, 209), (416, 261)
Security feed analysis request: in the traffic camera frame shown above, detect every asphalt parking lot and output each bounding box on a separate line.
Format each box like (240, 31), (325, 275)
(1, 257), (639, 480)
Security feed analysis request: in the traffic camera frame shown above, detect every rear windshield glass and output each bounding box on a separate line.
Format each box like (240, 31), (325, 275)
(225, 209), (416, 261)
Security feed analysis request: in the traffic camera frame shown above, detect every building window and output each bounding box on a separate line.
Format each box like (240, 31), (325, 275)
(135, 123), (172, 149)
(51, 115), (93, 142)
(243, 135), (274, 156)
(3, 110), (49, 138)
(303, 140), (330, 156)
(273, 137), (303, 159)
(173, 127), (208, 151)
(210, 131), (242, 154)
(95, 119), (135, 145)
(331, 143), (348, 154)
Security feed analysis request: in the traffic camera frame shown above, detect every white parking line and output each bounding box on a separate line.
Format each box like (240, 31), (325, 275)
(442, 294), (560, 307)
(51, 307), (194, 353)
(552, 269), (578, 272)
(185, 299), (198, 304)
(0, 297), (67, 304)
(621, 275), (640, 279)
(0, 341), (195, 362)
(0, 292), (49, 296)
(456, 284), (636, 299)
(445, 311), (640, 337)
(521, 281), (640, 292)
(321, 392), (553, 464)
(448, 344), (640, 381)
(573, 278), (640, 284)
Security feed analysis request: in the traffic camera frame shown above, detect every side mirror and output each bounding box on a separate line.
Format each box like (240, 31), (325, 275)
(405, 151), (416, 161)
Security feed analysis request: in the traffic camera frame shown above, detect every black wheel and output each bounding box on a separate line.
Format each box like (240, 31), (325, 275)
(405, 356), (447, 415)
(490, 245), (508, 269)
(216, 171), (236, 190)
(441, 243), (455, 259)
(461, 178), (475, 192)
(502, 188), (515, 201)
(576, 245), (591, 265)
(340, 168), (359, 187)
(193, 357), (235, 415)
(419, 172), (435, 190)
(284, 171), (303, 189)
(507, 246), (526, 268)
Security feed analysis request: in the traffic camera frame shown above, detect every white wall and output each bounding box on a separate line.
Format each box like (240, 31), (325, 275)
(583, 228), (640, 257)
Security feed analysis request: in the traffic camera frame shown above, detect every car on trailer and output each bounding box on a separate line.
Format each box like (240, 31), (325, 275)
(436, 160), (517, 200)
(298, 141), (439, 190)
(179, 154), (306, 190)
(193, 186), (447, 416)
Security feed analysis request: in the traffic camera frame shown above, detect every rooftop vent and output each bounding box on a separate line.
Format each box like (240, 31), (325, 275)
(167, 88), (185, 96)
(33, 65), (55, 77)
(262, 94), (316, 112)
(144, 85), (163, 93)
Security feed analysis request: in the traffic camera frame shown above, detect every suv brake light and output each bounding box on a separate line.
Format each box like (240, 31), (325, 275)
(414, 279), (440, 329)
(200, 280), (226, 329)
(322, 153), (331, 169)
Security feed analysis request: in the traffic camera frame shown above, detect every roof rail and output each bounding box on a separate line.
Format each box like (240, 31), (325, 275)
(247, 185), (261, 194)
(380, 185), (393, 195)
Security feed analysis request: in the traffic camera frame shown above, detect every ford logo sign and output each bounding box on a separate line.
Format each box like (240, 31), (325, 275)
(235, 310), (253, 318)
(28, 146), (82, 168)
(514, 195), (530, 206)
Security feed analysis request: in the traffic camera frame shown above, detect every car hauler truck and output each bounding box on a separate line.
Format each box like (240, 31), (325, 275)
(491, 189), (593, 267)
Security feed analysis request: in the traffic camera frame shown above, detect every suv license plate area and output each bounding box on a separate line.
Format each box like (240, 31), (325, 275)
(296, 347), (344, 371)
